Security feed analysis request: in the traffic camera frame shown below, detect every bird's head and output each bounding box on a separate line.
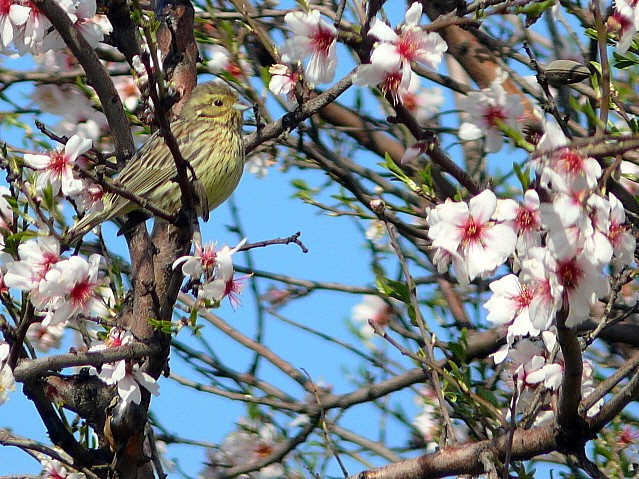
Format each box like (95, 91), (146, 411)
(180, 82), (248, 129)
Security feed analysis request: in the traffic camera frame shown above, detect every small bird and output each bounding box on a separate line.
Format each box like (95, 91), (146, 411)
(68, 81), (247, 240)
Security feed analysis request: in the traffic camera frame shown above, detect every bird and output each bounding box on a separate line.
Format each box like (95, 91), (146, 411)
(67, 81), (247, 240)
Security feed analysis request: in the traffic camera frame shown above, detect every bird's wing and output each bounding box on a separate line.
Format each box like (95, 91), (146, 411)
(107, 121), (193, 213)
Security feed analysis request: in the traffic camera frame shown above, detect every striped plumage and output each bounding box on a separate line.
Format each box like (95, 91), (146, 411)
(68, 82), (245, 240)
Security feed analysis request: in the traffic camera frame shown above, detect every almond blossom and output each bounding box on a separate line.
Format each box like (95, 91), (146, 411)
(354, 62), (406, 104)
(426, 189), (517, 285)
(90, 328), (159, 406)
(268, 63), (300, 108)
(367, 2), (447, 87)
(41, 458), (85, 479)
(279, 9), (337, 86)
(0, 341), (14, 405)
(0, 364), (14, 405)
(0, 0), (30, 49)
(458, 70), (524, 153)
(352, 295), (393, 341)
(4, 236), (62, 295)
(42, 0), (111, 50)
(607, 193), (636, 266)
(173, 239), (248, 307)
(202, 417), (286, 479)
(495, 189), (542, 255)
(484, 274), (539, 345)
(12, 0), (52, 54)
(27, 321), (66, 352)
(521, 245), (608, 328)
(37, 254), (111, 326)
(534, 116), (601, 190)
(612, 0), (639, 53)
(23, 134), (91, 197)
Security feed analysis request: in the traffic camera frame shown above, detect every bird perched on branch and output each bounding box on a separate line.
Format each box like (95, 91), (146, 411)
(68, 81), (247, 240)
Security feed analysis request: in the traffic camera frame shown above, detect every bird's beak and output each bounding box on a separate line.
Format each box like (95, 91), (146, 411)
(233, 100), (252, 112)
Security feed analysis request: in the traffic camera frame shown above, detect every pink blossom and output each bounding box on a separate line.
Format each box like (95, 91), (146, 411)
(173, 241), (218, 279)
(427, 190), (517, 284)
(268, 63), (300, 108)
(24, 134), (91, 196)
(13, 0), (57, 54)
(484, 274), (539, 344)
(4, 236), (61, 293)
(42, 0), (111, 50)
(200, 273), (249, 309)
(38, 253), (111, 325)
(41, 458), (85, 479)
(0, 362), (14, 405)
(612, 0), (639, 53)
(607, 193), (636, 267)
(280, 9), (337, 86)
(27, 321), (66, 352)
(204, 417), (285, 479)
(91, 328), (159, 406)
(354, 62), (406, 104)
(535, 116), (601, 190)
(458, 71), (524, 153)
(518, 247), (563, 331)
(368, 2), (447, 86)
(352, 295), (392, 341)
(0, 0), (30, 48)
(496, 190), (542, 255)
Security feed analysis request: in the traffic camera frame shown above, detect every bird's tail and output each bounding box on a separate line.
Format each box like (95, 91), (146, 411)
(65, 210), (108, 244)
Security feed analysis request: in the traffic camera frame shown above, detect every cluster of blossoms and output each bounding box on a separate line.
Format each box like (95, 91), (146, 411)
(269, 2), (446, 121)
(201, 416), (289, 479)
(0, 0), (111, 55)
(173, 239), (248, 308)
(499, 331), (602, 425)
(426, 114), (635, 420)
(4, 236), (113, 328)
(89, 327), (159, 408)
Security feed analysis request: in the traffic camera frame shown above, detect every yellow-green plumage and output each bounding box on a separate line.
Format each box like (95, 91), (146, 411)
(68, 82), (245, 239)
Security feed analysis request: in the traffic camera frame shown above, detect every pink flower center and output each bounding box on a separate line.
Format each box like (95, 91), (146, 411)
(254, 443), (273, 457)
(557, 149), (584, 173)
(70, 280), (94, 307)
(48, 151), (69, 176)
(199, 247), (217, 271)
(483, 105), (506, 127)
(107, 333), (123, 348)
(607, 223), (624, 245)
(311, 25), (335, 58)
(460, 217), (484, 244)
(397, 30), (419, 62)
(381, 70), (403, 103)
(38, 252), (60, 278)
(516, 207), (538, 231)
(516, 285), (534, 309)
(556, 258), (583, 292)
(0, 0), (10, 15)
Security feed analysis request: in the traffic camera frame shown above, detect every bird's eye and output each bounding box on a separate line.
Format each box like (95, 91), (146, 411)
(214, 99), (224, 107)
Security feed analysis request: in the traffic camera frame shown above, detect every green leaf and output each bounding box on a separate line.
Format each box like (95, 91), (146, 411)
(513, 162), (530, 191)
(376, 276), (410, 303)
